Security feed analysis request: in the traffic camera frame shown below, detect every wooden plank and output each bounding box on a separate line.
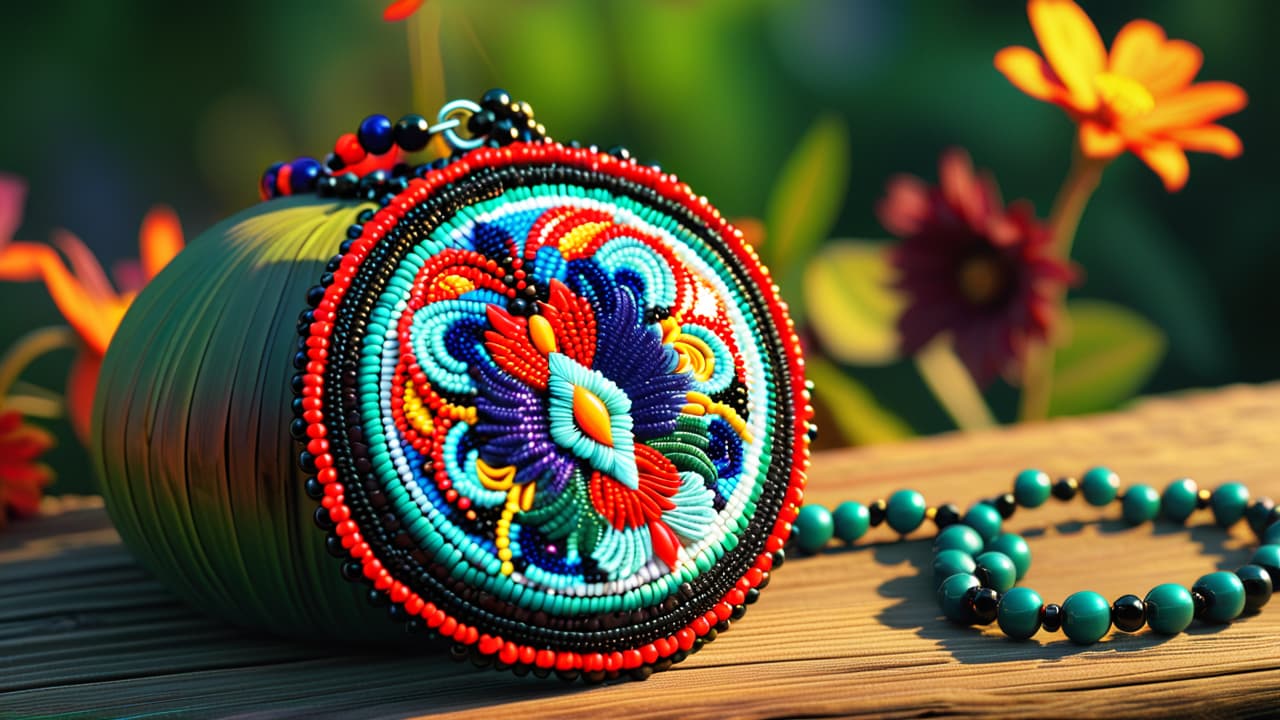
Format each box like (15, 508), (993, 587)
(2, 384), (1278, 718)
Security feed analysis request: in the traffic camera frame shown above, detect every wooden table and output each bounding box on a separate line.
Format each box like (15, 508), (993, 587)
(4, 384), (1279, 718)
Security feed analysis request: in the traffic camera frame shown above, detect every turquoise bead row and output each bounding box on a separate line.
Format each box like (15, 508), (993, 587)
(789, 467), (1280, 646)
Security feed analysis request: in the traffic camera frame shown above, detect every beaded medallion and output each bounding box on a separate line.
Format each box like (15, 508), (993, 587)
(295, 138), (811, 679)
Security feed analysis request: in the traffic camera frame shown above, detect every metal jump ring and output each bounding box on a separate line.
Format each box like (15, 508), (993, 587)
(434, 98), (485, 151)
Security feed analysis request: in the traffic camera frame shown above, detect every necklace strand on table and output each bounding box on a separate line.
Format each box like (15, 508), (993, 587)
(789, 467), (1280, 644)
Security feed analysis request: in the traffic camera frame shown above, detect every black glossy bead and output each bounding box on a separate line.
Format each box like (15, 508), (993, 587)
(333, 172), (359, 197)
(933, 503), (962, 529)
(394, 114), (431, 151)
(771, 549), (786, 568)
(994, 493), (1017, 519)
(312, 506), (334, 530)
(1191, 590), (1208, 618)
(730, 604), (747, 620)
(481, 88), (512, 112)
(316, 175), (338, 197)
(468, 109), (496, 135)
(1052, 477), (1078, 501)
(306, 284), (327, 307)
(965, 586), (1000, 625)
(324, 534), (346, 558)
(868, 499), (887, 527)
(1237, 564), (1273, 612)
(492, 118), (519, 142)
(299, 451), (318, 474)
(367, 589), (388, 607)
(357, 208), (376, 223)
(303, 477), (324, 500)
(340, 560), (363, 582)
(449, 643), (469, 662)
(1111, 594), (1146, 632)
(1247, 498), (1276, 536)
(346, 223), (364, 239)
(1195, 490), (1212, 510)
(606, 145), (632, 160)
(290, 417), (308, 441)
(1041, 603), (1063, 632)
(744, 587), (760, 604)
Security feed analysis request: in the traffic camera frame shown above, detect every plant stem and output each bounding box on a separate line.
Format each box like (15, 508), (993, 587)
(0, 326), (77, 400)
(916, 335), (996, 431)
(1018, 145), (1108, 422)
(407, 3), (446, 116)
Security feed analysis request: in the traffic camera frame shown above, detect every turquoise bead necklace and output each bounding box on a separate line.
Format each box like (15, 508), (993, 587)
(790, 467), (1280, 645)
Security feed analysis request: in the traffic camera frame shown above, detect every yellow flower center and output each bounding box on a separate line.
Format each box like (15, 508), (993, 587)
(1094, 72), (1155, 118)
(957, 254), (1007, 307)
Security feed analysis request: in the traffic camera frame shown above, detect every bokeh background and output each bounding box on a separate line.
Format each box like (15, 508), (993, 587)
(1, 0), (1274, 493)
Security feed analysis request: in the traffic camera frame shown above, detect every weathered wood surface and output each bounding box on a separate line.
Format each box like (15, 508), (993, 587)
(3, 384), (1280, 719)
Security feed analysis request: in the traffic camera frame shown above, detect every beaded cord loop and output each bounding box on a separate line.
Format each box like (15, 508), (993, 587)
(282, 91), (814, 682)
(791, 468), (1280, 644)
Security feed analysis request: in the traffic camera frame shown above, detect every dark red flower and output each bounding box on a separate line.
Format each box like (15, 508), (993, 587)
(877, 149), (1074, 386)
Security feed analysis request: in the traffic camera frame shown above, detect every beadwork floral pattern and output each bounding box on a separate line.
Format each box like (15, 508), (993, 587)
(374, 199), (756, 586)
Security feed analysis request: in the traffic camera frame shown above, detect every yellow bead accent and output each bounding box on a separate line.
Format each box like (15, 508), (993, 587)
(685, 391), (753, 444)
(528, 314), (558, 355)
(572, 384), (614, 447)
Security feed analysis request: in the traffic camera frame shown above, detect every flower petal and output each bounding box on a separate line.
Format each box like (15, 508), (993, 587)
(0, 173), (27, 243)
(52, 230), (115, 302)
(383, 0), (424, 22)
(1028, 0), (1106, 112)
(0, 243), (117, 354)
(139, 205), (184, 280)
(876, 175), (932, 237)
(1078, 120), (1125, 158)
(1163, 124), (1243, 158)
(1109, 20), (1203, 97)
(1133, 82), (1248, 134)
(939, 149), (987, 230)
(994, 46), (1070, 106)
(1134, 141), (1190, 192)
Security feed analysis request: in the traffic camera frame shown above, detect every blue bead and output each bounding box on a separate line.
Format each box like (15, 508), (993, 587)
(933, 524), (984, 556)
(885, 489), (927, 535)
(1145, 583), (1194, 634)
(261, 161), (284, 198)
(937, 573), (979, 623)
(1265, 523), (1280, 547)
(290, 157), (323, 193)
(1211, 482), (1250, 528)
(832, 501), (869, 542)
(997, 586), (1043, 640)
(1081, 466), (1120, 506)
(974, 551), (1017, 592)
(963, 503), (1002, 543)
(986, 533), (1031, 579)
(933, 549), (976, 586)
(358, 114), (395, 155)
(1161, 478), (1198, 523)
(1062, 590), (1111, 644)
(1014, 469), (1051, 509)
(1122, 484), (1161, 525)
(792, 504), (834, 554)
(1193, 571), (1246, 623)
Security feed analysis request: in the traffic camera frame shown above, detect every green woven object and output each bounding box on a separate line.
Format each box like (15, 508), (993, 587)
(92, 197), (404, 642)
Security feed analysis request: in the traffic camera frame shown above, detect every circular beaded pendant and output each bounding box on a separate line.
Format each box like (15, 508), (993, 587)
(296, 141), (812, 678)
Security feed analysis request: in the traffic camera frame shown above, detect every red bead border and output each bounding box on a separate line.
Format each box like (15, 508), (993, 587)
(299, 141), (813, 674)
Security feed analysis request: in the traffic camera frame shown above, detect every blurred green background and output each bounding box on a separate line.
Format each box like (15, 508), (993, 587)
(1, 0), (1274, 493)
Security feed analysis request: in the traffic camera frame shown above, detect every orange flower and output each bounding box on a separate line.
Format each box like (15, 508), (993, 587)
(383, 0), (424, 21)
(0, 406), (53, 523)
(0, 206), (184, 441)
(995, 0), (1247, 191)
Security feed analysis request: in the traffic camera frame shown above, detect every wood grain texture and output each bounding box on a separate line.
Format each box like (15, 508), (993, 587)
(3, 384), (1280, 719)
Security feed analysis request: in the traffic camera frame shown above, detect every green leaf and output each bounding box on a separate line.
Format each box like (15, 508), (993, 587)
(1048, 300), (1167, 417)
(763, 115), (850, 316)
(803, 240), (904, 366)
(806, 358), (913, 445)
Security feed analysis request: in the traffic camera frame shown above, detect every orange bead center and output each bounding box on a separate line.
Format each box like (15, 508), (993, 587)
(572, 384), (614, 447)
